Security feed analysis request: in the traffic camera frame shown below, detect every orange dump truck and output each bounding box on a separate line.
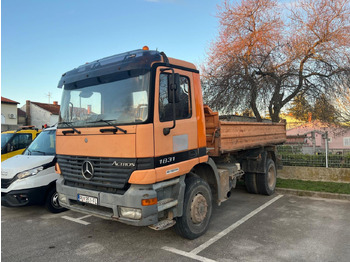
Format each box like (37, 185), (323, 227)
(55, 48), (286, 239)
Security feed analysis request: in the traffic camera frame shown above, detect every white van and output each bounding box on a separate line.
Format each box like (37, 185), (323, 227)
(1, 126), (66, 213)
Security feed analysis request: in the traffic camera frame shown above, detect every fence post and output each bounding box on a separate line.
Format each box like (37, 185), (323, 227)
(324, 131), (329, 168)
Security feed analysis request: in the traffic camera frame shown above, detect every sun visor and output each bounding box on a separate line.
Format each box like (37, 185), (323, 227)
(58, 50), (162, 88)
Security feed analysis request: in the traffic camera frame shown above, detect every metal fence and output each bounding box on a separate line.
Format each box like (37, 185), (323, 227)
(277, 145), (350, 168)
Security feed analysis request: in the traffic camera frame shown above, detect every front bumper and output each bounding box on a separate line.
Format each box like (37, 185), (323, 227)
(56, 177), (159, 226)
(1, 186), (48, 207)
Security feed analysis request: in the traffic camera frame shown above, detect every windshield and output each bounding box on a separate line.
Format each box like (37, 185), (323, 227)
(1, 133), (14, 150)
(58, 71), (150, 127)
(24, 130), (56, 156)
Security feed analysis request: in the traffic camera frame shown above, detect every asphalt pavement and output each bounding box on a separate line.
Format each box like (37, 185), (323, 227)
(2, 186), (350, 262)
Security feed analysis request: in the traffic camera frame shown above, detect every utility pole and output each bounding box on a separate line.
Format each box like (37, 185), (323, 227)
(47, 92), (52, 104)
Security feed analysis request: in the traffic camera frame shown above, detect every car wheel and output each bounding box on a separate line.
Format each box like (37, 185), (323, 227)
(45, 187), (67, 213)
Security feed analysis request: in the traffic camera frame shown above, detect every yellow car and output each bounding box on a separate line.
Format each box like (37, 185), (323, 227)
(1, 126), (41, 162)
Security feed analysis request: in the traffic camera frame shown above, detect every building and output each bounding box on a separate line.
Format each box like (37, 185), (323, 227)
(287, 121), (350, 154)
(1, 97), (19, 131)
(22, 100), (60, 128)
(17, 108), (27, 126)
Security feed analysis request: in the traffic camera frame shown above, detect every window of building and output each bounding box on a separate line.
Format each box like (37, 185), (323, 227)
(159, 73), (191, 122)
(344, 137), (350, 147)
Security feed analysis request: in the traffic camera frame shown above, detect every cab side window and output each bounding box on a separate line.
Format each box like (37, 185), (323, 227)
(159, 73), (191, 122)
(11, 134), (32, 151)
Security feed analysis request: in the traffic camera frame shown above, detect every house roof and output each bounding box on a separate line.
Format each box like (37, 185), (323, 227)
(17, 108), (26, 117)
(1, 97), (19, 104)
(32, 102), (60, 115)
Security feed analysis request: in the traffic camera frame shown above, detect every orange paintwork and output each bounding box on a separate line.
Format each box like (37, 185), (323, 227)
(56, 126), (136, 158)
(55, 162), (61, 174)
(153, 67), (198, 159)
(57, 124), (155, 159)
(193, 73), (207, 149)
(199, 155), (209, 163)
(135, 124), (154, 158)
(128, 158), (201, 185)
(128, 169), (157, 184)
(168, 58), (197, 70)
(155, 158), (199, 182)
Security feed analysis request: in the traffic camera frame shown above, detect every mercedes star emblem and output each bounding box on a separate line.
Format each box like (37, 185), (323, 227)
(81, 161), (94, 180)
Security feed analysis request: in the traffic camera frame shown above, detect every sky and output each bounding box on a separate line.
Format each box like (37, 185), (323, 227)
(1, 0), (223, 108)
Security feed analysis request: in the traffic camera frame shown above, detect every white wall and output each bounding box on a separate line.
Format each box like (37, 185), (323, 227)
(1, 103), (18, 125)
(21, 103), (58, 128)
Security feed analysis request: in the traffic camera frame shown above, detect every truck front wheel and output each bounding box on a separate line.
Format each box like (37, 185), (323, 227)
(174, 176), (212, 239)
(256, 159), (277, 195)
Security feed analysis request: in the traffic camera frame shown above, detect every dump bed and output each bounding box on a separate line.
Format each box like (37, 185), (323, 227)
(204, 106), (286, 157)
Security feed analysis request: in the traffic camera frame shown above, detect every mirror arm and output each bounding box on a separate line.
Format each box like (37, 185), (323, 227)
(163, 92), (177, 136)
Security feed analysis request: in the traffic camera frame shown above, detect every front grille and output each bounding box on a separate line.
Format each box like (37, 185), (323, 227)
(57, 155), (153, 195)
(1, 178), (17, 189)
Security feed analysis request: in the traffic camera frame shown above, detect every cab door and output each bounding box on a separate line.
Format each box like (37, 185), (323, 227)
(153, 67), (198, 182)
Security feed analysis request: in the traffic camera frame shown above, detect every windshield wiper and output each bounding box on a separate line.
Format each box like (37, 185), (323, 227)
(32, 150), (46, 155)
(87, 119), (127, 134)
(60, 121), (81, 135)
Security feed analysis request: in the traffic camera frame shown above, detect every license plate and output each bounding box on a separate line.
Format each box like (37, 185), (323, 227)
(77, 194), (98, 205)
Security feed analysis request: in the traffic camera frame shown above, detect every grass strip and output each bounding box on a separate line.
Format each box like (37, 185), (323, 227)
(276, 178), (350, 195)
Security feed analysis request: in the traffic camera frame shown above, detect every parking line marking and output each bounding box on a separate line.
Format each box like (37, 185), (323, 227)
(61, 215), (91, 225)
(191, 194), (283, 254)
(79, 214), (92, 220)
(162, 246), (216, 262)
(162, 194), (283, 261)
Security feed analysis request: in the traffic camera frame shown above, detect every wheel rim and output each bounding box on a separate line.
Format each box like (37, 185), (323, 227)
(52, 192), (60, 208)
(267, 165), (276, 189)
(190, 193), (208, 224)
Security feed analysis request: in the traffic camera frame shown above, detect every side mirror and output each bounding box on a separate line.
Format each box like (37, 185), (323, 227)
(168, 73), (180, 103)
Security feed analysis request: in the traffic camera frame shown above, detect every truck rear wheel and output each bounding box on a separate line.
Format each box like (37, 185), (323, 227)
(245, 173), (258, 194)
(174, 176), (212, 240)
(256, 159), (276, 195)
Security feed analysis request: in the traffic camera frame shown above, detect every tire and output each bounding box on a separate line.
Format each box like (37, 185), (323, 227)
(245, 172), (258, 194)
(174, 176), (212, 240)
(45, 187), (67, 213)
(256, 159), (277, 195)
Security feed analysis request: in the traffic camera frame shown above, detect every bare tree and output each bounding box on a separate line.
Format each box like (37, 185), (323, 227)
(335, 79), (350, 123)
(202, 0), (350, 122)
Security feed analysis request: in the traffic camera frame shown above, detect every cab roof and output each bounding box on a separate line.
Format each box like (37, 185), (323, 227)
(57, 49), (198, 88)
(2, 126), (40, 134)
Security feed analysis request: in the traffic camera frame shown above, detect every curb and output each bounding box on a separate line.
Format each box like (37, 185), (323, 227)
(276, 188), (350, 201)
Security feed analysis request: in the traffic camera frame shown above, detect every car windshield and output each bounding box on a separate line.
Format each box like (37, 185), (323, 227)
(1, 133), (14, 150)
(24, 130), (56, 156)
(58, 71), (150, 127)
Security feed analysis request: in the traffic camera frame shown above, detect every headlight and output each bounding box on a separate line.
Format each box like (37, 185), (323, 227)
(16, 166), (44, 180)
(119, 207), (142, 220)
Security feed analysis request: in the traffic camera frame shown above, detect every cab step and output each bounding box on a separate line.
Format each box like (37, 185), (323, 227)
(157, 198), (178, 212)
(149, 219), (176, 231)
